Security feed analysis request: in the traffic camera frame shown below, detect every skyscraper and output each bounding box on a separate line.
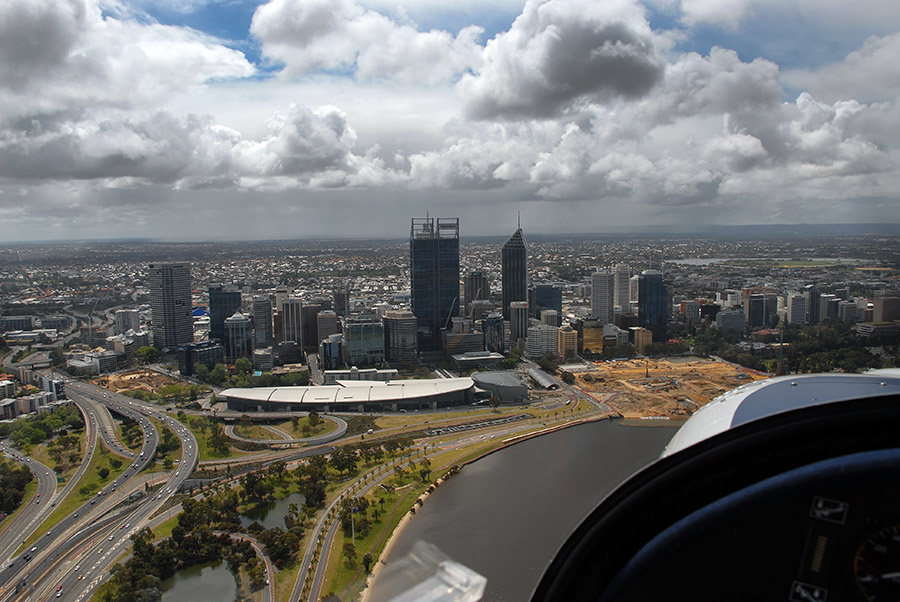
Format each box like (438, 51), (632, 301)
(383, 310), (418, 366)
(281, 297), (303, 345)
(510, 301), (529, 349)
(208, 284), (241, 344)
(252, 296), (273, 349)
(614, 264), (631, 310)
(463, 271), (489, 317)
(410, 217), (460, 354)
(114, 309), (140, 335)
(787, 293), (808, 325)
(501, 226), (527, 319)
(638, 270), (668, 341)
(149, 263), (193, 348)
(591, 270), (614, 324)
(333, 281), (351, 317)
(529, 284), (562, 318)
(301, 303), (322, 350)
(317, 310), (340, 343)
(224, 311), (252, 361)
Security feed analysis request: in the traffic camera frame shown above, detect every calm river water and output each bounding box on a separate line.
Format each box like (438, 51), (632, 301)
(370, 419), (678, 602)
(160, 560), (236, 601)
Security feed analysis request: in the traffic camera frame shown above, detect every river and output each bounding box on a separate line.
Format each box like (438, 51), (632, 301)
(369, 419), (678, 602)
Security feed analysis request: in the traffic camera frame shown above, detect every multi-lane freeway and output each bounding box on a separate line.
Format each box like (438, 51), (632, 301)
(0, 377), (199, 602)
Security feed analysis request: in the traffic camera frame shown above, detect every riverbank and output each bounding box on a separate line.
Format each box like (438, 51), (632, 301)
(359, 414), (622, 602)
(364, 418), (679, 602)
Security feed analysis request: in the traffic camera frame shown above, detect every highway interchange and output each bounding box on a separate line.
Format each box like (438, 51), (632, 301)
(0, 376), (198, 602)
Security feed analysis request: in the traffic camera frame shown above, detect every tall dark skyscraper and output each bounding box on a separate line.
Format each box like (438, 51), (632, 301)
(209, 284), (241, 344)
(638, 270), (668, 342)
(149, 263), (193, 348)
(410, 217), (460, 354)
(501, 226), (527, 319)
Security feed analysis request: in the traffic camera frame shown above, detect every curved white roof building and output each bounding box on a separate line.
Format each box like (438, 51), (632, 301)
(222, 377), (475, 412)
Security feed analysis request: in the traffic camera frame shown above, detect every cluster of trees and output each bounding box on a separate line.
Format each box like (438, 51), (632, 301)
(156, 425), (181, 467)
(47, 433), (81, 470)
(119, 416), (143, 449)
(0, 458), (33, 515)
(195, 361), (309, 389)
(1, 405), (83, 448)
(247, 523), (299, 568)
(690, 321), (894, 373)
(100, 523), (256, 602)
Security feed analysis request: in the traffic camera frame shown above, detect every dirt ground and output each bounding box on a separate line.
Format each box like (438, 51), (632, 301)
(570, 357), (767, 419)
(94, 369), (182, 394)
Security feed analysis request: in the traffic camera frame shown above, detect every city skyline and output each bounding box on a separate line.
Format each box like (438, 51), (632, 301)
(1, 0), (899, 242)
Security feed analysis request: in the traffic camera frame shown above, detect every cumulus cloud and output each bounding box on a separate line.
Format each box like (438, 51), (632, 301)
(783, 33), (900, 104)
(0, 0), (254, 124)
(250, 0), (484, 84)
(0, 103), (402, 190)
(459, 0), (667, 119)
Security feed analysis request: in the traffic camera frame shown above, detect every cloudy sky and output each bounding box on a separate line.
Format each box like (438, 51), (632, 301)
(2, 0), (899, 241)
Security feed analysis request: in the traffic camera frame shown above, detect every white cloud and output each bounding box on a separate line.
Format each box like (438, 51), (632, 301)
(459, 0), (667, 119)
(672, 0), (900, 33)
(0, 0), (254, 125)
(783, 33), (900, 104)
(250, 0), (484, 85)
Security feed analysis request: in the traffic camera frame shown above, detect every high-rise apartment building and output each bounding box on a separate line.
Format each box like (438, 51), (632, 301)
(638, 270), (668, 341)
(501, 227), (528, 319)
(558, 325), (578, 358)
(149, 263), (193, 348)
(527, 323), (558, 358)
(591, 270), (615, 324)
(252, 296), (273, 349)
(208, 284), (241, 344)
(410, 217), (460, 354)
(114, 309), (140, 336)
(281, 297), (303, 345)
(383, 310), (418, 366)
(614, 264), (631, 310)
(463, 272), (489, 317)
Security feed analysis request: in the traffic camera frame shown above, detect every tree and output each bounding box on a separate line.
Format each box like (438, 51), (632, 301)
(307, 410), (321, 427)
(234, 357), (253, 374)
(99, 467), (110, 479)
(239, 414), (252, 430)
(489, 396), (500, 411)
(362, 552), (374, 573)
(135, 346), (160, 365)
(342, 542), (357, 568)
(561, 371), (575, 385)
(195, 364), (209, 381)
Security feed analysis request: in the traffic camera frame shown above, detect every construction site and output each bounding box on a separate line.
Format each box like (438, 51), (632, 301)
(93, 369), (184, 396)
(569, 357), (769, 419)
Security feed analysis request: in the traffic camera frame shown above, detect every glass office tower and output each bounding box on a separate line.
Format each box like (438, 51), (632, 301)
(410, 217), (460, 354)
